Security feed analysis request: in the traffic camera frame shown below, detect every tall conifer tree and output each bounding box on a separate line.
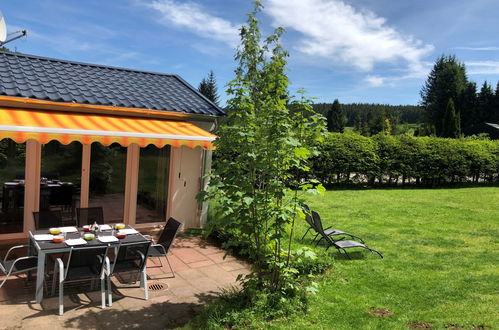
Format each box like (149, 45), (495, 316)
(442, 98), (460, 138)
(326, 99), (346, 132)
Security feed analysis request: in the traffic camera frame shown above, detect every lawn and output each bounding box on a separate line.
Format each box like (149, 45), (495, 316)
(256, 187), (499, 329)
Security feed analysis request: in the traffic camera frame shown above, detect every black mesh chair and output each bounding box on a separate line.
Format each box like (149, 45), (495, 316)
(105, 241), (151, 306)
(76, 207), (104, 227)
(33, 210), (63, 229)
(312, 211), (383, 259)
(311, 211), (365, 244)
(51, 246), (108, 315)
(147, 217), (182, 277)
(0, 245), (38, 288)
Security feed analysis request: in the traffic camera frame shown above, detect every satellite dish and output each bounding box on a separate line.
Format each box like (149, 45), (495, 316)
(0, 11), (27, 47)
(0, 11), (6, 43)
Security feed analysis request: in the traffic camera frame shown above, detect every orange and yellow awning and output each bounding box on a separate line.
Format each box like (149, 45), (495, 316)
(0, 108), (216, 150)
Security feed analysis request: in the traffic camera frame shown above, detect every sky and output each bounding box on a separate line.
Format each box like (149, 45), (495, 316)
(2, 0), (499, 106)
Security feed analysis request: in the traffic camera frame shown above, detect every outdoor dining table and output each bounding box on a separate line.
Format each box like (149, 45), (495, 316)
(28, 225), (151, 304)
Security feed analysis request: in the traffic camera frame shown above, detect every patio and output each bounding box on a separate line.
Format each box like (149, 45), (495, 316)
(0, 235), (249, 329)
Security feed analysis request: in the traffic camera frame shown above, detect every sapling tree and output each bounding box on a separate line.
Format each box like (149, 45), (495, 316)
(200, 2), (325, 295)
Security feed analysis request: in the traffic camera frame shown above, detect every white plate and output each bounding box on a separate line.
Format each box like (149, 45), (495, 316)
(98, 236), (119, 243)
(117, 228), (138, 235)
(99, 224), (112, 231)
(33, 234), (54, 241)
(65, 238), (87, 246)
(60, 226), (78, 233)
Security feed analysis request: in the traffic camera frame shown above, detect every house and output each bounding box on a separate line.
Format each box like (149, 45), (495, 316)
(0, 51), (225, 241)
(463, 122), (499, 139)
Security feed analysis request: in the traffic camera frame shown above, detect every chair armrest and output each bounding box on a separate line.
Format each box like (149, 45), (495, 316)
(151, 244), (168, 256)
(4, 245), (30, 264)
(7, 256), (38, 275)
(55, 258), (65, 283)
(102, 256), (111, 279)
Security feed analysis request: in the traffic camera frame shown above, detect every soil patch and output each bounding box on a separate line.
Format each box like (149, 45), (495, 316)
(408, 322), (433, 329)
(367, 308), (394, 317)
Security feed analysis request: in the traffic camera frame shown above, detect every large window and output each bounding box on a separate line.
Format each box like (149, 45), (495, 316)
(136, 145), (170, 224)
(89, 143), (127, 223)
(40, 141), (82, 223)
(0, 139), (26, 234)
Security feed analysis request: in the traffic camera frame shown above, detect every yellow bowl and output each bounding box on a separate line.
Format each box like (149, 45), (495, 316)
(115, 223), (126, 230)
(83, 233), (95, 241)
(49, 227), (61, 235)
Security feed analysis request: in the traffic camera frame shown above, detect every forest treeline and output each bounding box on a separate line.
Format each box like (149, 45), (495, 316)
(313, 103), (423, 126)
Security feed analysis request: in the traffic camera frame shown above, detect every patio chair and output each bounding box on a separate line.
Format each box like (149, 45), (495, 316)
(309, 210), (365, 243)
(33, 210), (63, 229)
(312, 211), (383, 259)
(76, 207), (104, 227)
(147, 217), (182, 278)
(0, 245), (38, 288)
(105, 241), (151, 306)
(51, 246), (108, 315)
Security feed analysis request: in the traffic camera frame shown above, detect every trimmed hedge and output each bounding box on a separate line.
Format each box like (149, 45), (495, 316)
(306, 133), (499, 186)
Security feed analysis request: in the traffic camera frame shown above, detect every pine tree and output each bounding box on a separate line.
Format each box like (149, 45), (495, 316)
(442, 98), (460, 138)
(476, 81), (494, 124)
(326, 99), (346, 132)
(459, 81), (477, 130)
(420, 55), (467, 136)
(198, 70), (220, 105)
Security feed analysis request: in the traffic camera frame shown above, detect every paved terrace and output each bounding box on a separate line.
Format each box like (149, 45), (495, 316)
(0, 235), (250, 329)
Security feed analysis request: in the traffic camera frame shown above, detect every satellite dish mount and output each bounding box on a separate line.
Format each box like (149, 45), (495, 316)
(0, 11), (28, 47)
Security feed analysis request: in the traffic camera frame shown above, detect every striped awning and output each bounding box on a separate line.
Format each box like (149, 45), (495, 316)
(0, 108), (216, 150)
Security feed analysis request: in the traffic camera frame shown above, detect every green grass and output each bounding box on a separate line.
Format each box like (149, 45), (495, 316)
(238, 187), (499, 329)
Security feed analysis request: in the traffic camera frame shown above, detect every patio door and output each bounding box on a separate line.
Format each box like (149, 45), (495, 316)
(170, 146), (203, 228)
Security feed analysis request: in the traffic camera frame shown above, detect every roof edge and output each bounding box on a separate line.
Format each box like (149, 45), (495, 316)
(0, 95), (220, 122)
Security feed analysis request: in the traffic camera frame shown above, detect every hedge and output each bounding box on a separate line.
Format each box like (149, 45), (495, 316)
(306, 133), (499, 186)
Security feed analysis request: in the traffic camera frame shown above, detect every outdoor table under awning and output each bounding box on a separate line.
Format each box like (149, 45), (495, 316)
(0, 108), (216, 150)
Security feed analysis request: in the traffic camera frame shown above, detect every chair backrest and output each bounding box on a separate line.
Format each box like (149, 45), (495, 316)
(311, 211), (327, 234)
(157, 218), (182, 253)
(76, 207), (104, 226)
(111, 241), (151, 274)
(65, 246), (108, 280)
(302, 204), (315, 229)
(33, 210), (63, 229)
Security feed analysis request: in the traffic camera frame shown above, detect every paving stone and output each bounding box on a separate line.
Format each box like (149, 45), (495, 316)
(171, 248), (208, 264)
(187, 259), (215, 269)
(193, 245), (223, 256)
(218, 261), (249, 272)
(205, 251), (237, 264)
(167, 254), (190, 272)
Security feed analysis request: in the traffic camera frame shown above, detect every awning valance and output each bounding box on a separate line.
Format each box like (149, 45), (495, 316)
(0, 108), (216, 150)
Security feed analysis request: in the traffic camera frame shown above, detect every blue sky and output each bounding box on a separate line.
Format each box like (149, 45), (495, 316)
(2, 0), (499, 106)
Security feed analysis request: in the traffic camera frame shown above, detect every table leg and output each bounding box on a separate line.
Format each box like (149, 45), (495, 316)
(35, 251), (46, 304)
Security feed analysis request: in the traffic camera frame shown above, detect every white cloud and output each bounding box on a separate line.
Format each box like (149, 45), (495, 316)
(265, 0), (434, 75)
(147, 0), (240, 47)
(466, 61), (499, 75)
(365, 75), (385, 87)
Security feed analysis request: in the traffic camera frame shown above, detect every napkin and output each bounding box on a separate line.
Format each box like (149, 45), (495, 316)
(60, 226), (78, 233)
(65, 238), (87, 246)
(98, 236), (119, 243)
(117, 228), (138, 235)
(33, 234), (54, 241)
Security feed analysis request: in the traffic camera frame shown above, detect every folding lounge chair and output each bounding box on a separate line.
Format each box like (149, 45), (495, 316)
(309, 210), (365, 243)
(312, 211), (383, 259)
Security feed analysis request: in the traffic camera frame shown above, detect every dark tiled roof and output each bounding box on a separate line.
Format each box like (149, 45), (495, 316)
(0, 51), (225, 116)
